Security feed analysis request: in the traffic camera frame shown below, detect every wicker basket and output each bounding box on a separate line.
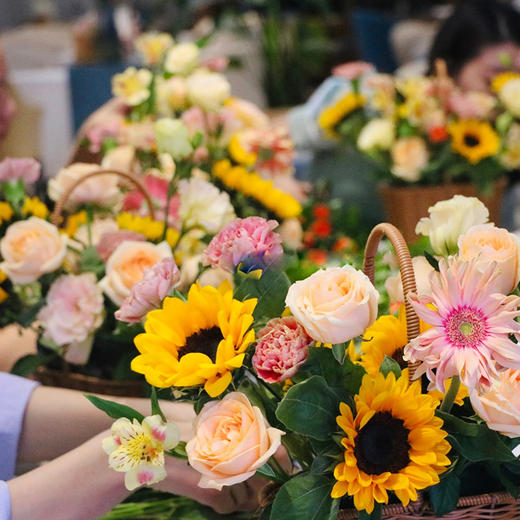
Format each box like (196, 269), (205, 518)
(335, 223), (520, 519)
(37, 169), (157, 396)
(378, 180), (506, 243)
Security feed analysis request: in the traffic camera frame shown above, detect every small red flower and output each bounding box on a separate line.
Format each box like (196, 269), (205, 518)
(429, 126), (449, 144)
(312, 204), (331, 219)
(303, 231), (315, 248)
(311, 219), (332, 238)
(333, 236), (355, 253)
(307, 249), (328, 266)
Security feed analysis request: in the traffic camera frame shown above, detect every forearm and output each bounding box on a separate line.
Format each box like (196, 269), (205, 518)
(8, 431), (130, 520)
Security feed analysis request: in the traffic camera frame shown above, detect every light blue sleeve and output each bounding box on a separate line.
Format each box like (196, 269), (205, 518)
(0, 372), (40, 480)
(0, 481), (11, 520)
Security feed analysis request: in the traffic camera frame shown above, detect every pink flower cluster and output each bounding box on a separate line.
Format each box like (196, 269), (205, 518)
(96, 230), (146, 263)
(333, 61), (375, 80)
(252, 317), (313, 383)
(202, 217), (283, 273)
(115, 257), (180, 323)
(0, 157), (40, 184)
(85, 123), (120, 153)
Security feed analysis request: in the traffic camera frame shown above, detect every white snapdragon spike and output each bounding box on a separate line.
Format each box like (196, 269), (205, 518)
(103, 415), (180, 491)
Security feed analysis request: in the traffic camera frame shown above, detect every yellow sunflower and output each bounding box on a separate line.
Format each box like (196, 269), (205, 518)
(132, 280), (257, 397)
(0, 201), (13, 224)
(449, 119), (500, 164)
(492, 71), (520, 93)
(332, 370), (451, 514)
(429, 378), (469, 407)
(318, 93), (365, 136)
(0, 269), (7, 304)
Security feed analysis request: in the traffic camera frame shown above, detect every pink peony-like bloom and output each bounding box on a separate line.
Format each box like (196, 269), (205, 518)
(333, 61), (375, 80)
(115, 257), (180, 323)
(202, 217), (283, 273)
(252, 317), (313, 383)
(0, 157), (40, 184)
(96, 230), (146, 263)
(37, 273), (104, 365)
(404, 258), (520, 392)
(448, 91), (495, 120)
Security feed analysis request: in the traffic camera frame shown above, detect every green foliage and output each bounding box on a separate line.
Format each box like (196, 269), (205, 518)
(429, 474), (461, 515)
(379, 356), (402, 378)
(80, 246), (105, 279)
(10, 353), (57, 377)
(151, 387), (166, 421)
(85, 394), (145, 422)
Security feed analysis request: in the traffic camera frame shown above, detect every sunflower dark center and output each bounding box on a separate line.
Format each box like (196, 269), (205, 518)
(179, 327), (223, 362)
(463, 133), (480, 147)
(354, 411), (410, 475)
(391, 347), (406, 368)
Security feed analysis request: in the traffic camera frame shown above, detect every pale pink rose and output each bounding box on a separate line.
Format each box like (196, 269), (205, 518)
(285, 266), (379, 344)
(385, 256), (434, 306)
(0, 157), (40, 184)
(448, 91), (495, 120)
(202, 217), (283, 273)
(37, 273), (104, 364)
(85, 123), (120, 153)
(333, 61), (375, 80)
(115, 257), (180, 323)
(201, 56), (229, 72)
(186, 392), (284, 490)
(470, 369), (520, 438)
(458, 224), (520, 294)
(0, 217), (67, 284)
(252, 317), (313, 383)
(96, 230), (146, 263)
(99, 240), (173, 306)
(181, 106), (206, 137)
(48, 163), (123, 210)
(391, 136), (429, 182)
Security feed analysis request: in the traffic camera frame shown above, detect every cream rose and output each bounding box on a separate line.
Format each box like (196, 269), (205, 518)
(391, 136), (429, 182)
(101, 145), (137, 174)
(155, 118), (193, 160)
(458, 224), (520, 294)
(48, 163), (123, 210)
(164, 43), (199, 75)
(470, 369), (520, 438)
(499, 78), (520, 117)
(0, 217), (67, 284)
(385, 256), (434, 305)
(186, 72), (231, 112)
(278, 218), (303, 250)
(415, 195), (490, 256)
(186, 392), (284, 489)
(357, 118), (394, 151)
(99, 240), (172, 306)
(285, 265), (379, 344)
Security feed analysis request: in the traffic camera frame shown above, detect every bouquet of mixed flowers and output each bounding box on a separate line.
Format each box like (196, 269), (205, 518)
(316, 61), (520, 192)
(89, 194), (520, 519)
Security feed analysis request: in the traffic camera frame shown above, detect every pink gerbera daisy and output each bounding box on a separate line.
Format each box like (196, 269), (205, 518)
(404, 257), (520, 392)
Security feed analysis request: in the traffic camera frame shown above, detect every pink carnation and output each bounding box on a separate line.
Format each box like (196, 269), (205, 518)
(252, 317), (313, 383)
(333, 61), (375, 80)
(0, 157), (40, 184)
(115, 257), (180, 323)
(96, 230), (146, 263)
(37, 273), (104, 365)
(202, 217), (283, 273)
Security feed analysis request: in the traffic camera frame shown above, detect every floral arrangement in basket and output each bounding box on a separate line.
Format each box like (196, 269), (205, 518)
(87, 195), (520, 519)
(317, 61), (520, 191)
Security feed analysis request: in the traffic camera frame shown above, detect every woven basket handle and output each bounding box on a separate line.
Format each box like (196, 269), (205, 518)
(50, 169), (156, 226)
(363, 222), (421, 381)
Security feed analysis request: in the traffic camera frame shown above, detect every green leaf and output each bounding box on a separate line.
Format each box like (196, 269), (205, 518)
(379, 355), (402, 378)
(358, 502), (382, 520)
(80, 246), (105, 278)
(85, 394), (144, 422)
(270, 473), (335, 520)
(436, 410), (480, 437)
(2, 179), (25, 210)
(429, 474), (460, 515)
(424, 251), (439, 271)
(331, 343), (346, 364)
(487, 462), (520, 498)
(151, 387), (166, 421)
(10, 353), (56, 377)
(311, 455), (335, 475)
(276, 376), (339, 441)
(256, 463), (286, 483)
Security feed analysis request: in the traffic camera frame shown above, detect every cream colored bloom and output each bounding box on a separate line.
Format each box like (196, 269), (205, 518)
(198, 266), (233, 289)
(156, 77), (188, 115)
(155, 118), (193, 160)
(186, 392), (284, 490)
(186, 72), (231, 112)
(48, 163), (123, 210)
(112, 67), (152, 106)
(499, 78), (520, 117)
(164, 43), (199, 75)
(99, 240), (172, 306)
(285, 265), (379, 344)
(415, 195), (489, 256)
(391, 136), (428, 182)
(103, 415), (179, 491)
(458, 224), (520, 294)
(0, 218), (67, 284)
(225, 97), (269, 129)
(357, 118), (394, 151)
(385, 256), (434, 305)
(501, 123), (520, 169)
(135, 32), (174, 66)
(178, 177), (235, 234)
(278, 218), (303, 250)
(101, 145), (137, 173)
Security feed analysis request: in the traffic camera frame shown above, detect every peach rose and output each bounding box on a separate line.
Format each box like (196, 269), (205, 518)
(0, 217), (67, 284)
(385, 256), (434, 306)
(391, 136), (428, 182)
(470, 369), (520, 438)
(285, 266), (379, 344)
(186, 392), (284, 489)
(99, 240), (172, 305)
(458, 224), (520, 294)
(48, 162), (123, 210)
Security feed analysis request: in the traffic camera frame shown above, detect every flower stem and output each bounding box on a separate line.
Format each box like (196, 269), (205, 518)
(440, 376), (460, 413)
(86, 204), (94, 247)
(161, 179), (176, 242)
(267, 456), (289, 482)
